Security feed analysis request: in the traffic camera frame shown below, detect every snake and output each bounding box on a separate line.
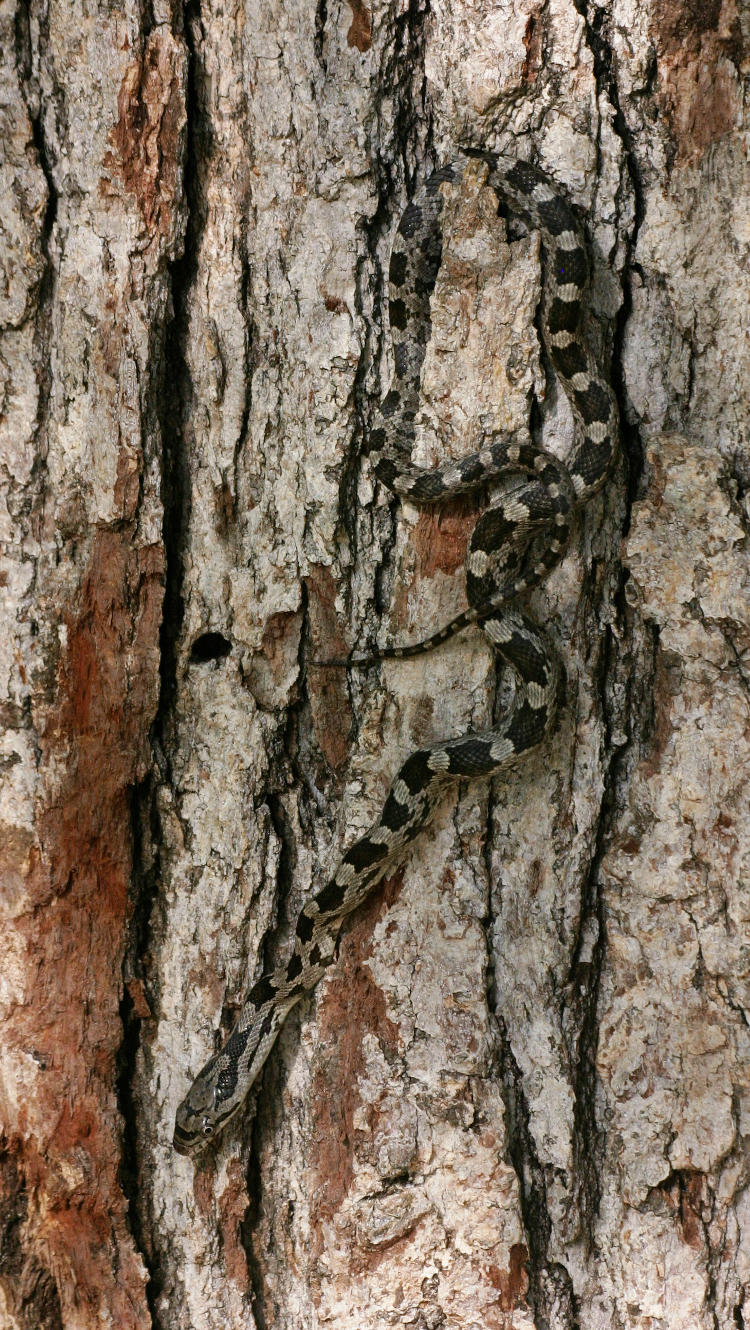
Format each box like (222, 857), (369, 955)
(173, 151), (619, 1156)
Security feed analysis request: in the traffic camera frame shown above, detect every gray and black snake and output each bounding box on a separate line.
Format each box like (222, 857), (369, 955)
(173, 151), (619, 1155)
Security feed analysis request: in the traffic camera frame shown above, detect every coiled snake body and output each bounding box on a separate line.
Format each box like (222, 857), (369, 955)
(173, 151), (619, 1155)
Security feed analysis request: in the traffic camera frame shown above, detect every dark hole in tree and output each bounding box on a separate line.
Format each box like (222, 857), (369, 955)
(190, 632), (232, 663)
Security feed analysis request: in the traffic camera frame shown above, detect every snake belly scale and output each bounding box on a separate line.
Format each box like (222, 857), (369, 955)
(173, 151), (619, 1155)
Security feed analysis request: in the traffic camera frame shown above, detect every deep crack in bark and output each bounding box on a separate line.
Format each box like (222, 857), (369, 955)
(122, 4), (204, 1324)
(498, 1023), (581, 1330)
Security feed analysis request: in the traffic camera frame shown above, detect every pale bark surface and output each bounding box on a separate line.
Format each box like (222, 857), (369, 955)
(1, 0), (748, 1328)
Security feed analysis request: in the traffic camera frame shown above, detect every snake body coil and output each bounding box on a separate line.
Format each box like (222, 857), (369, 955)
(173, 152), (619, 1156)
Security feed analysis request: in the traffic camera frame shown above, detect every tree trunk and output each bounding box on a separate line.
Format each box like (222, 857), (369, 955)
(1, 0), (748, 1327)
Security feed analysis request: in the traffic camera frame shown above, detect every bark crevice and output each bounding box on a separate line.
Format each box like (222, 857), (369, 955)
(498, 1022), (580, 1330)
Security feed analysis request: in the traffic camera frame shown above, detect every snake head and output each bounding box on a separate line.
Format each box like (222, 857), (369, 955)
(173, 1019), (261, 1156)
(173, 1052), (227, 1157)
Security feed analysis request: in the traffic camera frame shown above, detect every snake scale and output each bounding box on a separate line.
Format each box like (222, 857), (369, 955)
(173, 151), (619, 1155)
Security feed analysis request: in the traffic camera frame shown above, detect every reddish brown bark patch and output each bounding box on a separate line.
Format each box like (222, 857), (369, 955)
(640, 642), (683, 778)
(261, 609), (303, 680)
(305, 564), (353, 771)
(2, 529), (163, 1327)
(307, 872), (403, 1247)
(411, 495), (478, 580)
(522, 11), (544, 83)
(654, 1169), (707, 1250)
(114, 444), (142, 523)
(0, 1148), (63, 1330)
(389, 495), (477, 636)
(102, 28), (187, 240)
(346, 0), (372, 52)
(488, 1242), (529, 1312)
(218, 1158), (252, 1291)
(652, 0), (744, 163)
(321, 287), (350, 315)
(48, 531), (163, 890)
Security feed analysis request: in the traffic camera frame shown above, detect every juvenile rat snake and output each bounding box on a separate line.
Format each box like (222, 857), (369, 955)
(173, 151), (618, 1155)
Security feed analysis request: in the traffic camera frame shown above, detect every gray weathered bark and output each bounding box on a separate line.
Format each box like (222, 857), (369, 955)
(1, 0), (749, 1327)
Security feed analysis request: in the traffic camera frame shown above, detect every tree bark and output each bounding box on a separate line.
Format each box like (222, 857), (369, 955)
(1, 0), (748, 1327)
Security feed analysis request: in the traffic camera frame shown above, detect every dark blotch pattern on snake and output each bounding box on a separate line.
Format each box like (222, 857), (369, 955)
(173, 152), (619, 1155)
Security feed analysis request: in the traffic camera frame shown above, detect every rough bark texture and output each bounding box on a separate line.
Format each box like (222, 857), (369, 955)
(0, 0), (748, 1327)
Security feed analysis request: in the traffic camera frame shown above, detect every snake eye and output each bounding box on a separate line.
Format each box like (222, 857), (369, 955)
(201, 1119), (213, 1139)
